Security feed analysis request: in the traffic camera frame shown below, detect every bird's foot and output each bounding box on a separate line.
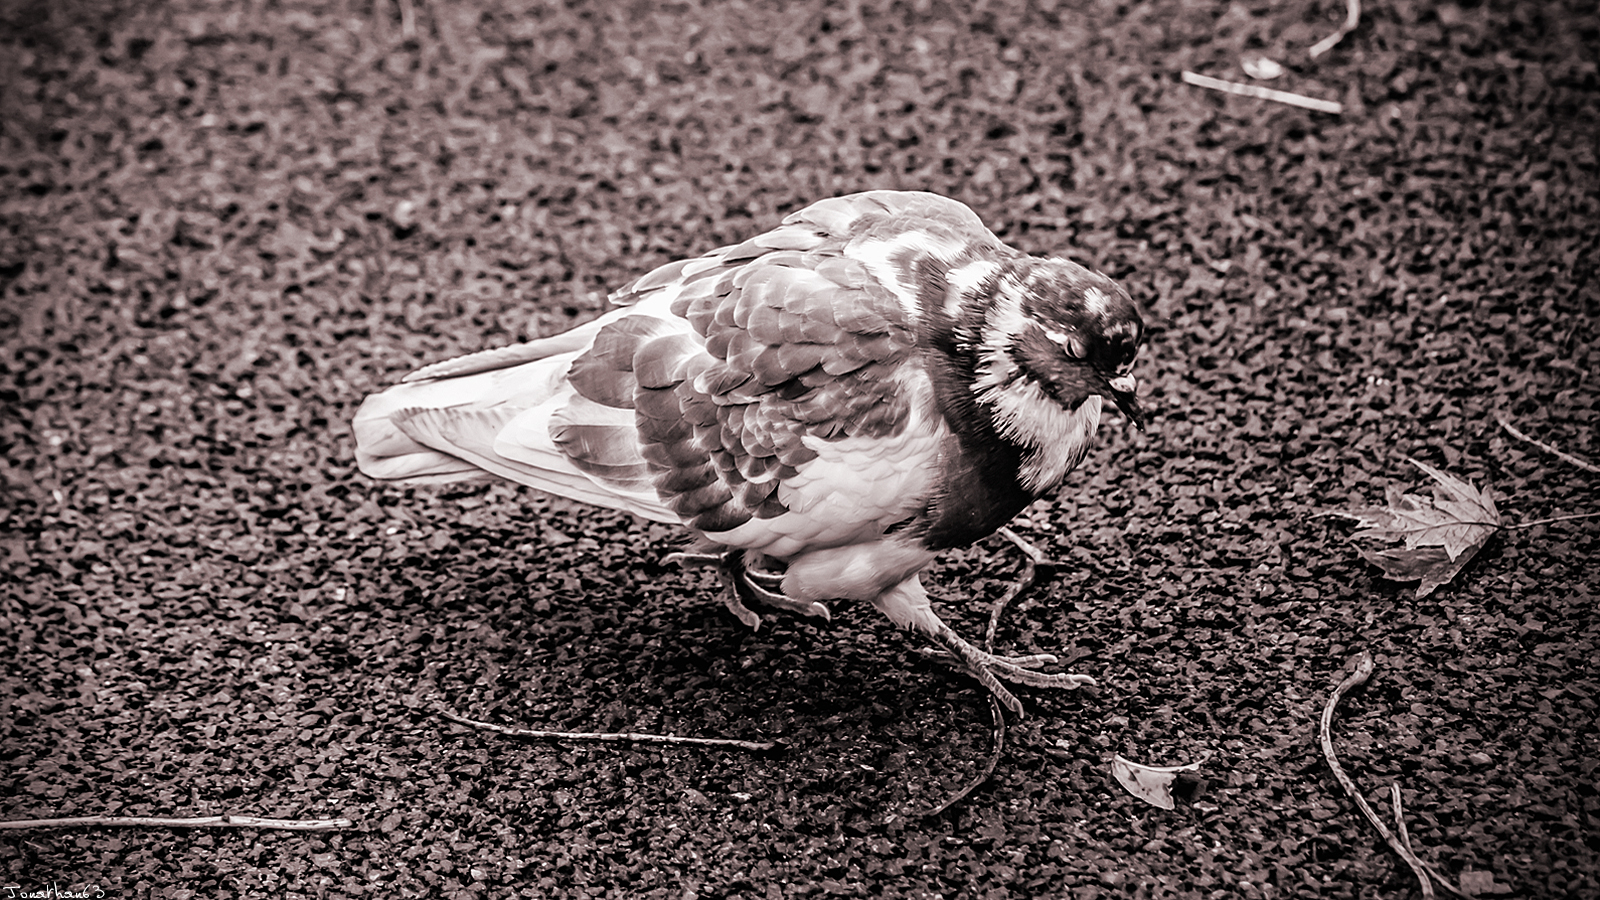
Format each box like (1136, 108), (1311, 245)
(931, 623), (1095, 716)
(667, 550), (830, 629)
(725, 551), (830, 628)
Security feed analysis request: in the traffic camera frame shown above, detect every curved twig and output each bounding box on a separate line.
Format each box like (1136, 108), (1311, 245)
(0, 814), (351, 831)
(1390, 784), (1465, 894)
(1320, 654), (1434, 897)
(914, 694), (1006, 820)
(1309, 0), (1361, 58)
(1321, 654), (1469, 899)
(1390, 783), (1415, 852)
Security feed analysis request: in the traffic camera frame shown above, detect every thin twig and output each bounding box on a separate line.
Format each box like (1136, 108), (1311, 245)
(438, 708), (776, 751)
(914, 695), (1006, 819)
(0, 814), (351, 831)
(1321, 654), (1469, 899)
(1496, 413), (1600, 474)
(1182, 71), (1343, 115)
(1309, 0), (1362, 58)
(986, 527), (1054, 652)
(1390, 784), (1468, 896)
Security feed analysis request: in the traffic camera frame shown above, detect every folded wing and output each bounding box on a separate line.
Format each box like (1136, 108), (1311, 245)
(353, 190), (1004, 554)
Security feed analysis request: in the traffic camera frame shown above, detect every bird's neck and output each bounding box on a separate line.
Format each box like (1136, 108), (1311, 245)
(938, 265), (1104, 495)
(902, 263), (1099, 549)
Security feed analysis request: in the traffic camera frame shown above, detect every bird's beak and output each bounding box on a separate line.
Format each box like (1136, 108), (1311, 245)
(1105, 374), (1145, 431)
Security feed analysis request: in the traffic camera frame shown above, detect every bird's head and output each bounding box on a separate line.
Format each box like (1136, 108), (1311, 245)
(964, 256), (1145, 431)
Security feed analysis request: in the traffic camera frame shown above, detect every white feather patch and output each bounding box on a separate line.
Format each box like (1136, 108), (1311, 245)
(984, 382), (1103, 494)
(970, 281), (1028, 394)
(785, 543), (938, 609)
(965, 273), (1105, 492)
(1083, 286), (1109, 317)
(943, 259), (1000, 316)
(495, 386), (678, 523)
(847, 232), (969, 318)
(868, 574), (942, 634)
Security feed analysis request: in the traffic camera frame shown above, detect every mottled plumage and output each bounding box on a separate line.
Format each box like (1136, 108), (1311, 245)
(354, 190), (1144, 713)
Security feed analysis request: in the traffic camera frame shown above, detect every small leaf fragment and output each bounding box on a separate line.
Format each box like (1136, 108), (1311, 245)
(1241, 54), (1285, 80)
(1111, 754), (1204, 810)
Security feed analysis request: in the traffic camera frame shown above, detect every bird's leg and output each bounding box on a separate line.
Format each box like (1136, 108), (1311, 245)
(665, 550), (831, 629)
(981, 525), (1063, 652)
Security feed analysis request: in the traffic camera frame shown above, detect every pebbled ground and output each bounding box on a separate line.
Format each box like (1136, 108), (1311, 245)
(2, 0), (1597, 897)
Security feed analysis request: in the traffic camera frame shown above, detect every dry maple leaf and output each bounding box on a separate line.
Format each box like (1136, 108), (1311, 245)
(1340, 458), (1501, 597)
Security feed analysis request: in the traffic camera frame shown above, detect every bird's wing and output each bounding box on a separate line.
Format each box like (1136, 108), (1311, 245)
(553, 191), (1005, 556)
(355, 191), (1012, 548)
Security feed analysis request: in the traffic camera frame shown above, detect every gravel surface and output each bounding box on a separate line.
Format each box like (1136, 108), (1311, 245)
(3, 0), (1597, 897)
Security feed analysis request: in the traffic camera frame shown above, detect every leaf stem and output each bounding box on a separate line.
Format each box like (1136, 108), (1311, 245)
(1500, 511), (1600, 530)
(1358, 511), (1600, 534)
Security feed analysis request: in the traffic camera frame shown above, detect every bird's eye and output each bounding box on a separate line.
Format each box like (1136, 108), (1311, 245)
(1040, 326), (1085, 359)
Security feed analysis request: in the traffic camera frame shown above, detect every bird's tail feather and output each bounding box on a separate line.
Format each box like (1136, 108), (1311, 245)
(352, 310), (680, 524)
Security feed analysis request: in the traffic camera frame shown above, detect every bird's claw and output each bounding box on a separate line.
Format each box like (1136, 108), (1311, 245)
(722, 591), (764, 630)
(919, 648), (1059, 669)
(932, 624), (1095, 716)
(707, 550), (831, 629)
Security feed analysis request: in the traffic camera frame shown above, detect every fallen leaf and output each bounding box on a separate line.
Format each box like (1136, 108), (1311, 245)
(1338, 458), (1501, 597)
(1111, 754), (1205, 810)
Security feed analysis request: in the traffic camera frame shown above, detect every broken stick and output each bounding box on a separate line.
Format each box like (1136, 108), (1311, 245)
(0, 814), (351, 831)
(1182, 71), (1343, 115)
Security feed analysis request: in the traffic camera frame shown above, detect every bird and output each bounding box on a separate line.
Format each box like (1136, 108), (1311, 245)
(353, 190), (1144, 715)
